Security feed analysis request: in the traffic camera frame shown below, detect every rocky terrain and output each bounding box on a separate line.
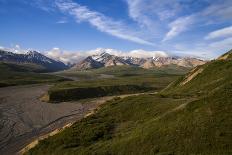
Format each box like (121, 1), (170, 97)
(74, 52), (206, 70)
(0, 49), (206, 71)
(0, 84), (110, 155)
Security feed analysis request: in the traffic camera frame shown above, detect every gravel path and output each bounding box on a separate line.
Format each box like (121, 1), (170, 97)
(0, 84), (156, 155)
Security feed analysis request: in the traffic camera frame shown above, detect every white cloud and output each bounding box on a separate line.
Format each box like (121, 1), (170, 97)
(127, 49), (168, 58)
(45, 47), (85, 64)
(202, 2), (232, 20)
(163, 15), (195, 41)
(205, 26), (232, 40)
(173, 43), (216, 60)
(54, 0), (154, 46)
(209, 37), (232, 51)
(172, 36), (232, 59)
(92, 48), (168, 58)
(126, 0), (179, 25)
(126, 0), (152, 28)
(56, 17), (68, 24)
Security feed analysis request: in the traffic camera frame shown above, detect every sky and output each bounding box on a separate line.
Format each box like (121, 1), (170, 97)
(1, 0), (232, 60)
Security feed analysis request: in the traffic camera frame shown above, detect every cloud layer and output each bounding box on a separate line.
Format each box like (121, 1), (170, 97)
(205, 26), (232, 40)
(54, 0), (154, 46)
(45, 47), (169, 64)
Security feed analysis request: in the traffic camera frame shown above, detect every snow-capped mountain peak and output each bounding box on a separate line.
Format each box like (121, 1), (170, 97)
(74, 52), (206, 70)
(26, 50), (41, 56)
(0, 49), (68, 72)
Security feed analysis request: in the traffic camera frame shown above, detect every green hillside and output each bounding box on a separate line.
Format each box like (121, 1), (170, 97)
(161, 50), (232, 97)
(0, 62), (68, 87)
(26, 50), (232, 155)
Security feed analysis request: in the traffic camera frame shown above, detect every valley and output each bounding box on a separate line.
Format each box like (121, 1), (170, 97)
(0, 60), (182, 155)
(25, 50), (232, 155)
(0, 0), (232, 155)
(1, 1), (232, 154)
(0, 48), (231, 155)
(0, 84), (158, 155)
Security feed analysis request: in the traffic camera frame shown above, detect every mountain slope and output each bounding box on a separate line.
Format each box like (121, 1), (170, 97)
(26, 50), (232, 155)
(92, 52), (129, 66)
(141, 57), (205, 69)
(74, 52), (206, 70)
(217, 49), (232, 60)
(0, 50), (68, 72)
(74, 52), (131, 70)
(72, 56), (104, 70)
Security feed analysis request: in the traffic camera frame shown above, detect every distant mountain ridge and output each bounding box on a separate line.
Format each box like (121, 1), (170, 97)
(0, 49), (68, 72)
(0, 48), (207, 71)
(73, 51), (206, 70)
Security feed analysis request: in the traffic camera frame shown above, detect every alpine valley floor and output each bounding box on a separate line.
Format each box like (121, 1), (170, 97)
(26, 51), (232, 155)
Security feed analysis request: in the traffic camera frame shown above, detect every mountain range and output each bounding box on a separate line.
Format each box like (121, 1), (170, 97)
(0, 49), (68, 72)
(73, 52), (206, 70)
(0, 49), (206, 72)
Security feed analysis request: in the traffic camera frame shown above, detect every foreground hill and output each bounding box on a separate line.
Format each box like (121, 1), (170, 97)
(162, 49), (232, 97)
(0, 49), (68, 72)
(73, 52), (206, 70)
(27, 50), (232, 155)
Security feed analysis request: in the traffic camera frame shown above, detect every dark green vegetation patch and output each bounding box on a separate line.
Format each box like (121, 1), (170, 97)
(0, 62), (68, 87)
(48, 84), (153, 102)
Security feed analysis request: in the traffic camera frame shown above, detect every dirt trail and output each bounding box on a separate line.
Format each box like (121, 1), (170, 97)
(0, 84), (155, 155)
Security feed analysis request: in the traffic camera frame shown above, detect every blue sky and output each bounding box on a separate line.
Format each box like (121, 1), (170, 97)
(1, 0), (232, 59)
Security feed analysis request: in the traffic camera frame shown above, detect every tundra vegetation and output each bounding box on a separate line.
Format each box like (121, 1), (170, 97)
(26, 51), (232, 155)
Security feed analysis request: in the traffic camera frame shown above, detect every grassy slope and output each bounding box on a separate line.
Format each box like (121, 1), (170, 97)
(27, 51), (232, 155)
(161, 53), (232, 97)
(27, 86), (232, 155)
(0, 62), (68, 87)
